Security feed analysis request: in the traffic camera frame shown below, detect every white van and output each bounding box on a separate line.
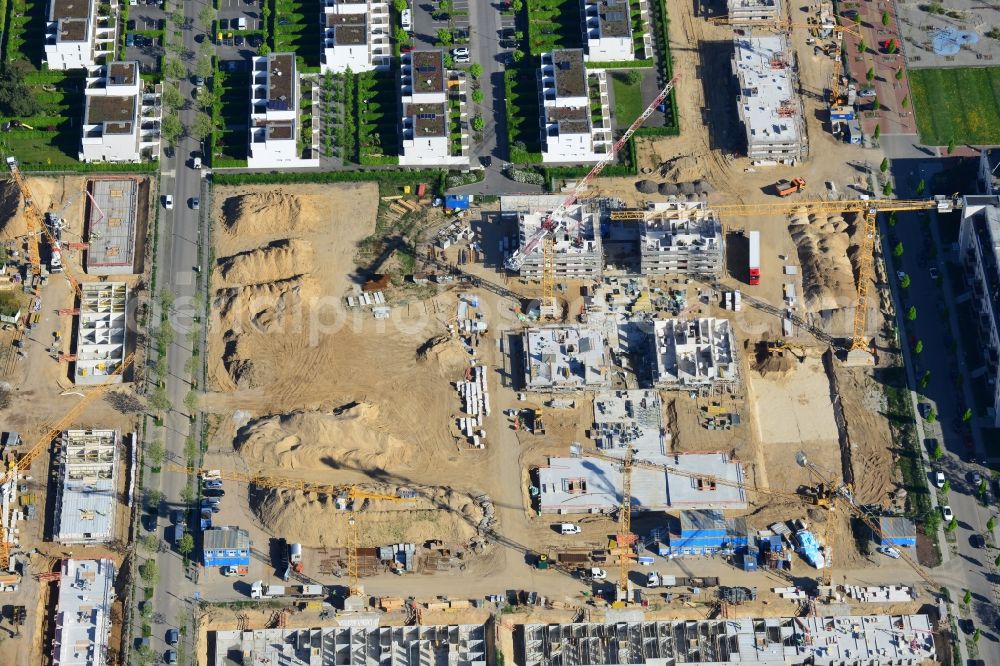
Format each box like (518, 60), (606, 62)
(559, 523), (581, 535)
(236, 17), (248, 30)
(401, 9), (412, 31)
(193, 156), (202, 169)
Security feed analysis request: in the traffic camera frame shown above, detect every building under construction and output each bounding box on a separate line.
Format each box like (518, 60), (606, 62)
(520, 615), (935, 665)
(84, 177), (139, 275)
(53, 429), (119, 544)
(733, 35), (807, 165)
(73, 281), (128, 385)
(522, 325), (610, 391)
(727, 0), (781, 22)
(503, 195), (603, 280)
(212, 623), (489, 666)
(638, 202), (725, 275)
(52, 559), (116, 666)
(651, 317), (737, 388)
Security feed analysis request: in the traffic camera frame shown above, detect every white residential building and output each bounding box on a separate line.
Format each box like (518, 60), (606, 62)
(727, 0), (781, 22)
(52, 559), (116, 666)
(399, 50), (469, 166)
(958, 195), (1000, 427)
(651, 317), (737, 388)
(45, 0), (115, 70)
(79, 62), (162, 163)
(321, 0), (392, 73)
(582, 0), (635, 61)
(248, 52), (320, 168)
(732, 35), (806, 165)
(538, 49), (612, 163)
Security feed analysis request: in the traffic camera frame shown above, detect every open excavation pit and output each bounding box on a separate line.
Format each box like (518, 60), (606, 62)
(251, 486), (488, 548)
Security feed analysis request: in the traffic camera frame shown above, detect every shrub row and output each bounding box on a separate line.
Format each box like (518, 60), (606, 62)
(212, 168), (449, 195)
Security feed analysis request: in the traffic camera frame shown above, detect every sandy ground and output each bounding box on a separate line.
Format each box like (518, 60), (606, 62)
(749, 356), (839, 447)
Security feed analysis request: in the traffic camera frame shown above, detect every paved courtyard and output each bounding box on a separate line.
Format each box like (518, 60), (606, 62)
(896, 0), (1000, 68)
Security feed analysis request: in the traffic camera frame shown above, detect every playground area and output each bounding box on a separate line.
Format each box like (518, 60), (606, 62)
(897, 0), (1000, 68)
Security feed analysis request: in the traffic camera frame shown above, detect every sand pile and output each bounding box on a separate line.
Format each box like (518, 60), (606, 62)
(218, 239), (313, 285)
(220, 190), (323, 236)
(417, 335), (470, 376)
(253, 486), (485, 547)
(236, 404), (415, 471)
(788, 211), (857, 313)
(214, 276), (318, 331)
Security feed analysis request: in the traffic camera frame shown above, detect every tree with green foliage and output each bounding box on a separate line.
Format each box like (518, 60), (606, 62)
(437, 28), (454, 45)
(513, 49), (524, 62)
(895, 68), (903, 81)
(964, 589), (972, 605)
(882, 10), (890, 25)
(469, 63), (483, 79)
(920, 370), (931, 389)
(873, 124), (881, 141)
(887, 40), (897, 54)
(931, 441), (944, 460)
(443, 53), (454, 68)
(144, 488), (165, 511)
(394, 0), (407, 11)
(148, 386), (172, 413)
(866, 67), (875, 82)
(195, 56), (213, 80)
(471, 115), (485, 131)
(854, 13), (862, 26)
(0, 62), (41, 118)
(163, 58), (186, 81)
(901, 95), (909, 109)
(948, 517), (958, 532)
(872, 98), (881, 112)
(927, 409), (937, 422)
(471, 88), (484, 104)
(162, 83), (184, 110)
(883, 181), (893, 196)
(190, 111), (214, 141)
(979, 479), (988, 497)
(161, 113), (183, 145)
(178, 533), (195, 557)
(941, 479), (951, 494)
(199, 5), (216, 26)
(880, 157), (889, 172)
(139, 559), (160, 585)
(858, 39), (866, 54)
(147, 439), (166, 470)
(907, 305), (917, 321)
(962, 408), (973, 422)
(914, 339), (922, 353)
(893, 241), (904, 257)
(888, 211), (898, 226)
(257, 43), (272, 56)
(626, 69), (643, 86)
(994, 553), (1000, 567)
(974, 628), (982, 643)
(915, 178), (925, 195)
(946, 138), (955, 154)
(988, 516), (996, 531)
(900, 274), (911, 289)
(395, 26), (410, 46)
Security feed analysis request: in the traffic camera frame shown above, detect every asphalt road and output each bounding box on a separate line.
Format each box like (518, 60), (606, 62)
(135, 0), (211, 661)
(883, 157), (1000, 663)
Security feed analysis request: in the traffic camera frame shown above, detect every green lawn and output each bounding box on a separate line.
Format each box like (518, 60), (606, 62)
(273, 0), (322, 69)
(611, 73), (643, 128)
(909, 67), (1000, 146)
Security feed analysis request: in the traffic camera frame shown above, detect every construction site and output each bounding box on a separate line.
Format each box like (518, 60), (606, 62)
(0, 0), (975, 659)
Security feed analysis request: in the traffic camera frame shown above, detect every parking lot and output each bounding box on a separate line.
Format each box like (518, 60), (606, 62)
(411, 0), (471, 50)
(124, 0), (168, 74)
(216, 0), (264, 60)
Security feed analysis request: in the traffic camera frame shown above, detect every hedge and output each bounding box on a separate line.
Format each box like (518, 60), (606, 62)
(213, 168), (449, 196)
(14, 161), (160, 173)
(652, 0), (679, 132)
(359, 155), (399, 166)
(586, 59), (655, 70)
(212, 159), (249, 168)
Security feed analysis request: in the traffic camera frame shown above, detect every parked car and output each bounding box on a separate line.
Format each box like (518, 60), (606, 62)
(125, 33), (135, 47)
(972, 471), (982, 485)
(558, 523), (581, 535)
(235, 35), (245, 47)
(588, 567), (607, 580)
(127, 20), (136, 30)
(452, 47), (470, 57)
(163, 194), (173, 209)
(401, 8), (412, 30)
(165, 649), (177, 664)
(970, 534), (986, 549)
(877, 546), (901, 559)
(204, 479), (223, 489)
(190, 197), (200, 210)
(171, 509), (185, 524)
(941, 505), (954, 522)
(929, 266), (940, 280)
(454, 54), (471, 64)
(166, 629), (179, 646)
(203, 488), (225, 498)
(858, 87), (876, 98)
(934, 471), (945, 488)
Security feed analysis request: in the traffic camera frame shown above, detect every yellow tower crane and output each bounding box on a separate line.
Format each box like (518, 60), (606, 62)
(165, 466), (412, 595)
(610, 196), (958, 354)
(0, 352), (133, 568)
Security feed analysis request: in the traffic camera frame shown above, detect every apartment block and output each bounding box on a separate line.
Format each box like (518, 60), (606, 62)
(248, 52), (320, 168)
(321, 0), (391, 73)
(73, 282), (128, 385)
(503, 195), (603, 280)
(651, 317), (737, 388)
(640, 201), (725, 275)
(727, 0), (781, 22)
(582, 0), (637, 61)
(733, 35), (806, 165)
(538, 49), (612, 163)
(80, 62), (162, 163)
(53, 429), (119, 545)
(522, 325), (610, 391)
(45, 0), (115, 70)
(957, 195), (1000, 426)
(399, 50), (469, 166)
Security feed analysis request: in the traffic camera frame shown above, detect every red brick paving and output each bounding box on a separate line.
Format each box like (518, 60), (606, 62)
(838, 0), (918, 137)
